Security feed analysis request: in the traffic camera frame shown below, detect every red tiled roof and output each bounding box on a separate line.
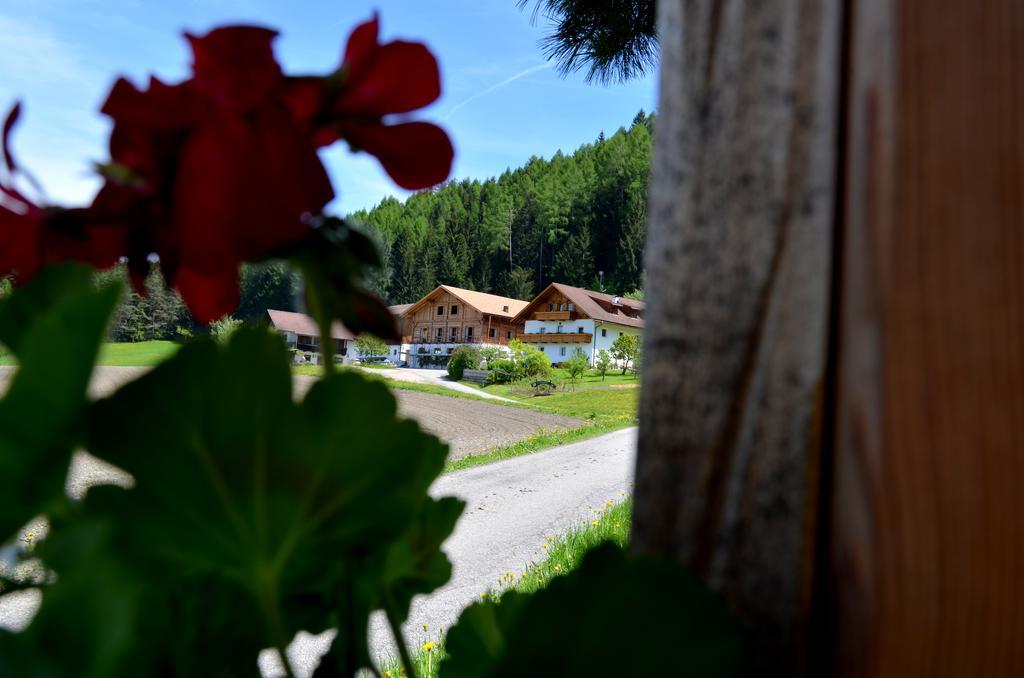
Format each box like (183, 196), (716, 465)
(266, 309), (356, 341)
(401, 285), (529, 319)
(512, 283), (645, 329)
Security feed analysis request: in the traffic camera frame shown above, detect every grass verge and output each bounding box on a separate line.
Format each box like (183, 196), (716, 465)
(1, 340), (181, 367)
(443, 416), (635, 473)
(382, 498), (633, 678)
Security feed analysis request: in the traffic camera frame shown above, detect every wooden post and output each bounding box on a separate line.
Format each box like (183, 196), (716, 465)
(828, 1), (1024, 674)
(633, 0), (843, 671)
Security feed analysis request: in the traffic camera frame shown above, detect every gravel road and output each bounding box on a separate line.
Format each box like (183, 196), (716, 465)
(260, 426), (638, 676)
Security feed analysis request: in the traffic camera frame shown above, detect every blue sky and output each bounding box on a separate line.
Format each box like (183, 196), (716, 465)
(0, 0), (657, 214)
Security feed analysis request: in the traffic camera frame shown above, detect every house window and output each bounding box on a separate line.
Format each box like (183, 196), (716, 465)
(437, 305), (444, 315)
(547, 303), (553, 311)
(436, 327), (443, 339)
(502, 305), (509, 312)
(450, 326), (458, 339)
(451, 304), (459, 315)
(421, 327), (428, 338)
(601, 329), (607, 337)
(568, 303), (575, 311)
(466, 326), (473, 339)
(489, 328), (496, 338)
(311, 336), (319, 346)
(560, 347), (567, 357)
(507, 331), (513, 339)
(577, 326), (584, 333)
(559, 303), (565, 311)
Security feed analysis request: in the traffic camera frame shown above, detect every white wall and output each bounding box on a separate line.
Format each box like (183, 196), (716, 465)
(522, 320), (641, 366)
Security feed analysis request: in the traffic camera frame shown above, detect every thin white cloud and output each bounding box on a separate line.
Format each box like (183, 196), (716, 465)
(443, 62), (551, 120)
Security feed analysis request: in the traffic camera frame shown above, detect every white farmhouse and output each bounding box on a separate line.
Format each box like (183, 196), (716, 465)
(266, 309), (355, 365)
(511, 283), (644, 366)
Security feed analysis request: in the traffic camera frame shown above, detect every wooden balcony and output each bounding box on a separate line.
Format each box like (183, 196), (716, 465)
(533, 310), (572, 321)
(524, 332), (592, 344)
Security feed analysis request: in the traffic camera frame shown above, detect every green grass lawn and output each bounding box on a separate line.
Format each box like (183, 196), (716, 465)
(387, 498), (633, 677)
(97, 341), (181, 366)
(1, 340), (181, 367)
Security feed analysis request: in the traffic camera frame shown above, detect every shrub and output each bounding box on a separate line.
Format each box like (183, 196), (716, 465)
(210, 316), (243, 344)
(447, 345), (482, 380)
(564, 349), (590, 387)
(508, 339), (552, 378)
(595, 349), (612, 380)
(487, 358), (522, 384)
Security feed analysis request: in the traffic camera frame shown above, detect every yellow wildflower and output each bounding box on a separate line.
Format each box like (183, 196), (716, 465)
(422, 641), (436, 652)
(480, 592), (488, 598)
(422, 623), (428, 632)
(591, 521), (599, 526)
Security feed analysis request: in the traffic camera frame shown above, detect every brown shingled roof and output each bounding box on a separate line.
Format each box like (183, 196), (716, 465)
(512, 283), (645, 329)
(401, 285), (529, 319)
(266, 309), (356, 340)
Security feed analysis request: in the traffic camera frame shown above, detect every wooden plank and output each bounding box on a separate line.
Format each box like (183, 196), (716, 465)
(828, 1), (1024, 674)
(633, 0), (843, 671)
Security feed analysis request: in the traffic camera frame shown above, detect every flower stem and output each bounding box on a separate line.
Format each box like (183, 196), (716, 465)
(383, 590), (417, 678)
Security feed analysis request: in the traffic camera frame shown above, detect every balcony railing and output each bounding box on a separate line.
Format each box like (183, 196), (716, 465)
(533, 310), (573, 321)
(408, 336), (513, 346)
(523, 332), (592, 344)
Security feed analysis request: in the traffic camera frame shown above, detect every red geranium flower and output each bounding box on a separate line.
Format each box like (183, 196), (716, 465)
(100, 26), (334, 322)
(286, 15), (454, 190)
(0, 104), (123, 281)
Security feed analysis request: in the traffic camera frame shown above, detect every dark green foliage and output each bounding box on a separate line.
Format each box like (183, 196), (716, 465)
(350, 114), (653, 304)
(0, 276), (461, 676)
(13, 329), (457, 675)
(97, 265), (192, 342)
(447, 344), (482, 380)
(442, 542), (743, 677)
(236, 261), (301, 322)
(518, 0), (658, 84)
(0, 265), (121, 541)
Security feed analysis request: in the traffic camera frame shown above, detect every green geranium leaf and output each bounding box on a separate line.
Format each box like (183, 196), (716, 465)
(441, 543), (744, 677)
(72, 327), (455, 675)
(313, 495), (465, 677)
(0, 264), (122, 541)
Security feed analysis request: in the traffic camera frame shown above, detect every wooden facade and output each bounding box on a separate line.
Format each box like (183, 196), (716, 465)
(402, 289), (521, 345)
(527, 289), (582, 322)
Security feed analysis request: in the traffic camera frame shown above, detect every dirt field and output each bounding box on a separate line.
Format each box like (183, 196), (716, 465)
(0, 366), (581, 463)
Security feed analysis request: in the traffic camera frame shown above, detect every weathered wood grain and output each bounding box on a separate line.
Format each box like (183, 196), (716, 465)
(829, 1), (1024, 675)
(633, 0), (843, 671)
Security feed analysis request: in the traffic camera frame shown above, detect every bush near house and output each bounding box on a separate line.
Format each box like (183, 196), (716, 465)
(447, 345), (482, 380)
(355, 334), (388, 362)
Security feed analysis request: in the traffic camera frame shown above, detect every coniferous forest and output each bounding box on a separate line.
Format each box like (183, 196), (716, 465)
(351, 110), (653, 304)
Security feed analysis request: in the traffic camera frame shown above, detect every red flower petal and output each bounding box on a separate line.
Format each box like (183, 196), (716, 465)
(186, 26), (282, 112)
(341, 121), (453, 190)
(174, 263), (240, 324)
(0, 202), (42, 281)
(338, 41), (441, 117)
(342, 15), (380, 79)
